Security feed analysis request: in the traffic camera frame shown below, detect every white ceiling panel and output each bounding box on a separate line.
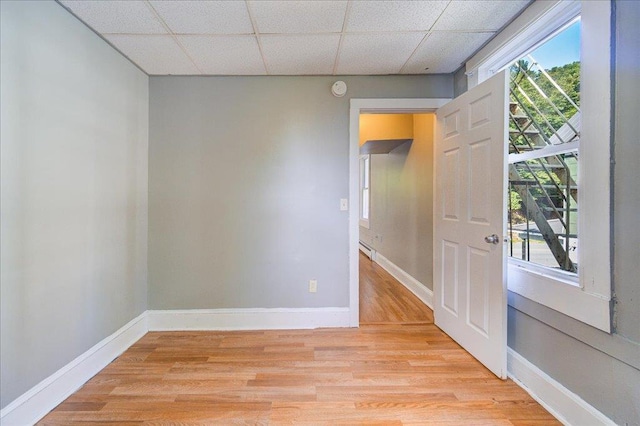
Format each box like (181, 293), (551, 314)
(402, 32), (492, 74)
(433, 0), (531, 31)
(346, 1), (449, 33)
(250, 1), (347, 34)
(337, 33), (425, 75)
(60, 1), (167, 34)
(58, 0), (532, 75)
(261, 34), (340, 75)
(105, 35), (199, 74)
(149, 1), (253, 35)
(178, 36), (266, 75)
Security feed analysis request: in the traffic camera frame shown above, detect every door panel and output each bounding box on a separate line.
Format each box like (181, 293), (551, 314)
(442, 148), (461, 221)
(468, 247), (490, 335)
(434, 70), (508, 379)
(468, 139), (492, 224)
(442, 241), (459, 315)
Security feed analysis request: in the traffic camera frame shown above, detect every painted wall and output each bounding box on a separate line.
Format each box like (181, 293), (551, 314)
(359, 114), (414, 146)
(453, 66), (469, 98)
(148, 76), (451, 309)
(507, 1), (640, 424)
(0, 0), (149, 408)
(359, 114), (435, 289)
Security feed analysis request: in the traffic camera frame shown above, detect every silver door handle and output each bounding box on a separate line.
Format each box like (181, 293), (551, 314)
(484, 234), (500, 244)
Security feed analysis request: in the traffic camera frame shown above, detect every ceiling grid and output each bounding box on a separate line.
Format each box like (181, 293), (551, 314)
(331, 1), (352, 75)
(145, 0), (204, 74)
(57, 0), (531, 76)
(244, 0), (270, 75)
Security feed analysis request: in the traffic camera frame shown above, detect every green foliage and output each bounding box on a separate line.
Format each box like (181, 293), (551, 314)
(510, 190), (522, 211)
(518, 165), (561, 186)
(510, 60), (580, 139)
(508, 60), (580, 225)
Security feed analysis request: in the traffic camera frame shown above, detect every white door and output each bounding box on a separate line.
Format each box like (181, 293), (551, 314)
(434, 70), (509, 379)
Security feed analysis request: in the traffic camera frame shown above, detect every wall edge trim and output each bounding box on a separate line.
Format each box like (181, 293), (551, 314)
(0, 312), (148, 425)
(374, 252), (433, 309)
(146, 307), (352, 331)
(507, 347), (616, 426)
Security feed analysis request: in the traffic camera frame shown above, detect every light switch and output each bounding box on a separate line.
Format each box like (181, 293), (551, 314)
(340, 198), (348, 211)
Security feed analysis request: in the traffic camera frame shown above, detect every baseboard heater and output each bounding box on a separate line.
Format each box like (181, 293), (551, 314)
(359, 241), (375, 260)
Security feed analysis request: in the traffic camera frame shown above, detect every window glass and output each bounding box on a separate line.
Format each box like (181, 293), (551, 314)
(508, 19), (581, 273)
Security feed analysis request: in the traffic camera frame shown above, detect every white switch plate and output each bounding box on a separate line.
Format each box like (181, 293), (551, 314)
(309, 279), (317, 293)
(340, 198), (348, 211)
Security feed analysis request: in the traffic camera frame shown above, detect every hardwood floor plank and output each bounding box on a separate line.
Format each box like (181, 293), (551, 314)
(359, 253), (433, 324)
(270, 402), (401, 424)
(53, 402), (107, 412)
(37, 255), (559, 425)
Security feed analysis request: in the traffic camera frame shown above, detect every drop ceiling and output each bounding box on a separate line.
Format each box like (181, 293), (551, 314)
(58, 0), (531, 76)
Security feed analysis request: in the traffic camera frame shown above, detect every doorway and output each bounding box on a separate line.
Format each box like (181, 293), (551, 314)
(356, 111), (436, 326)
(347, 99), (448, 327)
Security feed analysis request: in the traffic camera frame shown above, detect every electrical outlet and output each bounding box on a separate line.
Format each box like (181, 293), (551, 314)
(309, 279), (317, 293)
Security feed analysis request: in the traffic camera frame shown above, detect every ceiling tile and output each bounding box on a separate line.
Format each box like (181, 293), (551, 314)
(249, 1), (348, 34)
(261, 34), (340, 75)
(337, 33), (425, 75)
(346, 1), (449, 32)
(149, 1), (253, 35)
(433, 0), (531, 31)
(60, 0), (531, 76)
(60, 1), (167, 34)
(178, 36), (266, 75)
(402, 32), (493, 74)
(105, 35), (199, 74)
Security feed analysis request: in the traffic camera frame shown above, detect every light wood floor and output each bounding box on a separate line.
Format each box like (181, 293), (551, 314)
(39, 253), (558, 425)
(359, 253), (433, 324)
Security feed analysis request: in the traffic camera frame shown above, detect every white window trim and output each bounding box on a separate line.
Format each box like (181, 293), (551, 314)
(359, 154), (370, 229)
(466, 0), (581, 89)
(467, 1), (612, 332)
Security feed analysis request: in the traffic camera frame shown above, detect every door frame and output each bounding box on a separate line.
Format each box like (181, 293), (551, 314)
(348, 98), (450, 326)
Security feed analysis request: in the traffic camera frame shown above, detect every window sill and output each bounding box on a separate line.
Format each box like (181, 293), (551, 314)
(509, 258), (579, 287)
(507, 261), (611, 333)
(359, 219), (370, 229)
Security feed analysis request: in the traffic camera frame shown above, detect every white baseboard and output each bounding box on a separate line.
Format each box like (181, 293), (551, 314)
(147, 307), (351, 331)
(358, 242), (374, 259)
(0, 312), (148, 426)
(374, 252), (433, 309)
(507, 348), (616, 426)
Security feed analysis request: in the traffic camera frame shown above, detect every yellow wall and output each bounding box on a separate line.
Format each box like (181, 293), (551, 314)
(359, 114), (414, 146)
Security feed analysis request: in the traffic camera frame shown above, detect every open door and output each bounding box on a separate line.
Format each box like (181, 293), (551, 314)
(433, 70), (509, 379)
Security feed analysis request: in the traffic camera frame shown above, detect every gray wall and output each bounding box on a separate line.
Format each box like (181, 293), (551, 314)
(148, 75), (451, 309)
(507, 1), (640, 424)
(453, 66), (469, 98)
(0, 0), (149, 408)
(360, 114), (435, 289)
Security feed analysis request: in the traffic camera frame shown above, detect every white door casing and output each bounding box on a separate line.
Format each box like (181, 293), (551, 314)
(348, 98), (450, 327)
(433, 71), (509, 379)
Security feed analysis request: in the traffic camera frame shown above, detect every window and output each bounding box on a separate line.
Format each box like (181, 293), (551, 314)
(359, 155), (370, 228)
(507, 19), (581, 277)
(465, 0), (611, 332)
